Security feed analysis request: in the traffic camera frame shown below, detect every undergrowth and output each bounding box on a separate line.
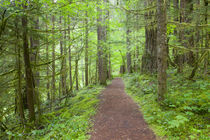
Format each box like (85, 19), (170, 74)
(123, 71), (209, 140)
(4, 85), (104, 140)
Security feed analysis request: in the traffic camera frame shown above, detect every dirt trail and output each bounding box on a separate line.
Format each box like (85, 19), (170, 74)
(90, 78), (156, 140)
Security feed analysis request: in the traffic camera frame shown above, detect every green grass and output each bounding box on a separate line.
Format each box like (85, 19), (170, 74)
(123, 72), (209, 140)
(5, 85), (104, 140)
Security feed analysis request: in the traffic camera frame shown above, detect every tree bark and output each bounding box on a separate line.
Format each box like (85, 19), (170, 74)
(141, 0), (157, 74)
(85, 8), (89, 86)
(157, 0), (167, 102)
(46, 15), (50, 102)
(180, 0), (194, 66)
(97, 0), (107, 85)
(126, 11), (132, 73)
(30, 17), (41, 123)
(52, 13), (56, 102)
(15, 17), (25, 124)
(203, 0), (209, 75)
(68, 15), (73, 93)
(59, 15), (67, 95)
(22, 12), (35, 122)
(63, 17), (67, 94)
(75, 56), (79, 90)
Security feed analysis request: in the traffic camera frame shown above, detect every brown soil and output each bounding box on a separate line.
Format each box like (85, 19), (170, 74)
(90, 78), (156, 140)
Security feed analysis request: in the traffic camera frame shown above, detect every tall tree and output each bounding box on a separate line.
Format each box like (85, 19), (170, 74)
(157, 0), (167, 102)
(51, 9), (56, 102)
(22, 6), (35, 122)
(203, 0), (209, 75)
(45, 15), (50, 102)
(85, 5), (89, 86)
(68, 15), (73, 93)
(15, 16), (25, 124)
(126, 11), (132, 73)
(180, 0), (194, 66)
(75, 55), (79, 90)
(141, 0), (157, 73)
(30, 17), (41, 122)
(97, 0), (107, 85)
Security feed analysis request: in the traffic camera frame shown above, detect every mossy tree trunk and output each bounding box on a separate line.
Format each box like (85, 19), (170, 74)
(141, 0), (157, 74)
(157, 0), (167, 102)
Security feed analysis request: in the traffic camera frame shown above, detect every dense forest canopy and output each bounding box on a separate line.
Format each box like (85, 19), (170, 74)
(0, 0), (209, 139)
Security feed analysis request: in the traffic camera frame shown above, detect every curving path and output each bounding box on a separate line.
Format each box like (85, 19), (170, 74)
(90, 78), (156, 140)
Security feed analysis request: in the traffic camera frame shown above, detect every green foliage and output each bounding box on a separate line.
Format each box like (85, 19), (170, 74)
(123, 72), (209, 140)
(4, 85), (103, 140)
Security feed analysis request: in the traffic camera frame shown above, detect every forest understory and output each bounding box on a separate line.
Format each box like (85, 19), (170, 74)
(123, 69), (209, 140)
(0, 0), (209, 139)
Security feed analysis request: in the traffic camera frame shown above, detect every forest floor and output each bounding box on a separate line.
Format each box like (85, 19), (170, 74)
(90, 78), (156, 140)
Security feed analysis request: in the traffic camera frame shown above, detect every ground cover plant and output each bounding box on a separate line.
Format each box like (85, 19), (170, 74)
(124, 71), (209, 140)
(3, 85), (104, 140)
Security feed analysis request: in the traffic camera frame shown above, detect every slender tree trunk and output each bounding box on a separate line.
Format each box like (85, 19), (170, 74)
(68, 16), (73, 93)
(75, 56), (79, 90)
(105, 0), (110, 79)
(85, 9), (89, 86)
(157, 0), (167, 102)
(82, 59), (84, 86)
(59, 15), (66, 96)
(97, 0), (107, 85)
(30, 17), (41, 123)
(203, 0), (209, 75)
(95, 58), (98, 84)
(180, 0), (194, 66)
(52, 13), (56, 102)
(59, 15), (63, 98)
(173, 0), (184, 73)
(63, 18), (67, 94)
(15, 17), (25, 124)
(89, 55), (92, 84)
(126, 11), (132, 73)
(135, 15), (139, 72)
(22, 12), (35, 122)
(46, 15), (50, 102)
(108, 47), (112, 79)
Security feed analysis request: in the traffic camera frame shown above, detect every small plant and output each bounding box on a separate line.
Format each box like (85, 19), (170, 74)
(123, 73), (209, 139)
(4, 86), (103, 140)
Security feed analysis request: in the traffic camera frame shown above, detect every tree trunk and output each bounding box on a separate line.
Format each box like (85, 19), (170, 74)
(75, 56), (79, 90)
(15, 17), (25, 124)
(68, 16), (73, 93)
(46, 15), (50, 102)
(30, 17), (41, 123)
(59, 15), (63, 97)
(203, 0), (209, 75)
(141, 0), (157, 74)
(97, 0), (107, 85)
(85, 9), (89, 86)
(126, 11), (132, 73)
(52, 13), (56, 102)
(22, 13), (35, 122)
(63, 17), (67, 94)
(81, 59), (84, 86)
(157, 0), (167, 102)
(180, 0), (194, 66)
(59, 15), (67, 95)
(108, 47), (112, 79)
(172, 0), (184, 73)
(89, 55), (92, 84)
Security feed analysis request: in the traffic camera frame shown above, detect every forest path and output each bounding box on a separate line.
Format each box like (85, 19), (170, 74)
(90, 78), (156, 140)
